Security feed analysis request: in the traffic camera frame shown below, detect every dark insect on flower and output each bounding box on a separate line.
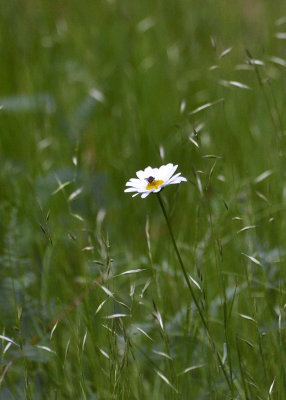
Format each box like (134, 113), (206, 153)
(146, 176), (155, 183)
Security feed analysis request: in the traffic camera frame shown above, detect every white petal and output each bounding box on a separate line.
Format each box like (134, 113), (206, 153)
(156, 164), (170, 178)
(143, 166), (153, 174)
(124, 188), (140, 192)
(126, 180), (142, 187)
(168, 177), (187, 185)
(164, 164), (178, 181)
(158, 163), (171, 173)
(141, 191), (150, 198)
(156, 164), (177, 181)
(136, 170), (146, 180)
(159, 163), (173, 174)
(129, 178), (141, 183)
(144, 166), (157, 177)
(126, 184), (146, 191)
(165, 172), (181, 184)
(176, 175), (187, 182)
(168, 173), (187, 184)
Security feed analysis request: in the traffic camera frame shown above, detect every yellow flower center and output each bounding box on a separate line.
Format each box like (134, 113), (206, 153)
(146, 180), (164, 190)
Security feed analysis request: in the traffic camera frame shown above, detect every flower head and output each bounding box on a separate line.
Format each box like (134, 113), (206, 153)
(124, 163), (187, 198)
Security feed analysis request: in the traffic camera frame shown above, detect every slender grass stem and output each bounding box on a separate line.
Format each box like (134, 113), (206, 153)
(156, 192), (234, 394)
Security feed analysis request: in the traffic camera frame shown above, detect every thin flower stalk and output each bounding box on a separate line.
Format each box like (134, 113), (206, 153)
(156, 193), (233, 393)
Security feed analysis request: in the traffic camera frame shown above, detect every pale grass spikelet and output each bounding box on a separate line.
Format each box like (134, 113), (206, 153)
(136, 327), (153, 341)
(0, 335), (19, 348)
(124, 163), (187, 199)
(36, 345), (56, 354)
(155, 370), (178, 393)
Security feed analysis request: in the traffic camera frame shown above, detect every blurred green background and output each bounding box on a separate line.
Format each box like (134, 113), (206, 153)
(1, 0), (286, 398)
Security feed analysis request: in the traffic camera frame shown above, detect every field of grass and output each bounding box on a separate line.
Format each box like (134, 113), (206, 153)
(1, 0), (286, 398)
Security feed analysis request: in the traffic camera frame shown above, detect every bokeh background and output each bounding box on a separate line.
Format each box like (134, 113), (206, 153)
(1, 0), (286, 398)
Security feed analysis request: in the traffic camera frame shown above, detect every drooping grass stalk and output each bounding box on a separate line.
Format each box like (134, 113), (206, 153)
(246, 49), (283, 137)
(152, 299), (178, 397)
(236, 336), (249, 399)
(156, 192), (234, 394)
(207, 204), (234, 387)
(146, 216), (177, 392)
(217, 247), (234, 385)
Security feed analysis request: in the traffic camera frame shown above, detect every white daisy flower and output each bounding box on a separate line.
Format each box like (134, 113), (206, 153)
(124, 163), (187, 199)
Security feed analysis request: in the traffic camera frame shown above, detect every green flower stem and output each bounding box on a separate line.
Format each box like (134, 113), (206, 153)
(156, 193), (233, 393)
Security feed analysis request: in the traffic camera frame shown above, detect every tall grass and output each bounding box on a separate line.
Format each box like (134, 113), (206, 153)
(1, 0), (286, 398)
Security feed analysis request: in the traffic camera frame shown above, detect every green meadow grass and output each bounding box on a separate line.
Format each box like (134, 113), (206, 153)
(1, 0), (286, 398)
